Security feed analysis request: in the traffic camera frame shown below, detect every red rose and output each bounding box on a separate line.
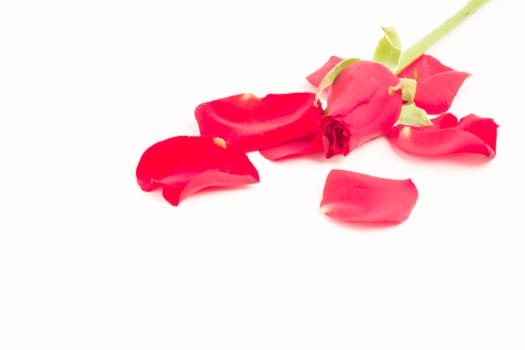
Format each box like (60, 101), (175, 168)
(321, 116), (351, 158)
(322, 61), (403, 157)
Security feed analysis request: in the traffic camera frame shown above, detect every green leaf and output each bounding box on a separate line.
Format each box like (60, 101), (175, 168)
(397, 104), (433, 126)
(398, 78), (417, 103)
(314, 58), (360, 106)
(373, 26), (402, 71)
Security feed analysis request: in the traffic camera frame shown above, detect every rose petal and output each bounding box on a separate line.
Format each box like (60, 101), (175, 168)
(388, 113), (498, 158)
(136, 136), (259, 205)
(458, 114), (498, 153)
(320, 169), (418, 224)
(306, 55), (343, 87)
(397, 54), (454, 80)
(414, 70), (470, 114)
(431, 112), (459, 128)
(259, 133), (323, 161)
(397, 54), (469, 114)
(195, 92), (324, 153)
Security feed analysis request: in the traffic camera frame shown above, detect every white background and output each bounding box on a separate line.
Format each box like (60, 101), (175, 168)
(1, 1), (524, 349)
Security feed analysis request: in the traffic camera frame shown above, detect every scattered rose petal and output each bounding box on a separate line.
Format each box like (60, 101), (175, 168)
(321, 169), (418, 224)
(323, 60), (403, 157)
(388, 113), (498, 158)
(195, 92), (324, 153)
(413, 71), (469, 114)
(306, 55), (343, 88)
(397, 54), (454, 79)
(259, 133), (323, 161)
(136, 136), (259, 205)
(397, 54), (469, 114)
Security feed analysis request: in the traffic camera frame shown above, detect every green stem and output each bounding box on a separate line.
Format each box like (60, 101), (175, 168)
(395, 0), (491, 74)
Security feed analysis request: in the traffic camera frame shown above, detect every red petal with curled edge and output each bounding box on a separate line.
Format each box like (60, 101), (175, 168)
(259, 133), (323, 161)
(397, 54), (469, 114)
(136, 136), (259, 206)
(458, 114), (498, 153)
(306, 55), (343, 87)
(388, 113), (498, 158)
(195, 92), (324, 153)
(320, 169), (418, 224)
